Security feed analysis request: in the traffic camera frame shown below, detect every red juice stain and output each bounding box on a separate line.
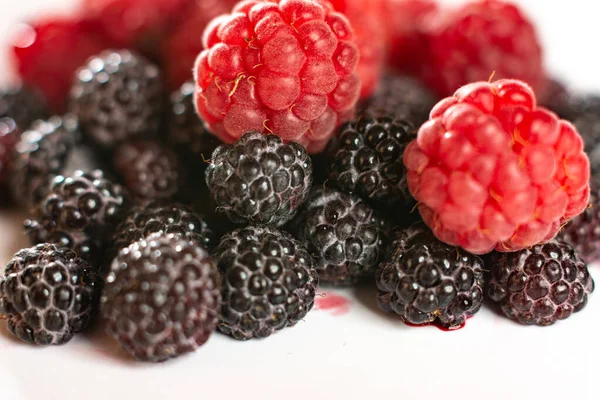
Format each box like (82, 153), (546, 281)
(436, 322), (466, 332)
(314, 292), (351, 316)
(403, 319), (468, 332)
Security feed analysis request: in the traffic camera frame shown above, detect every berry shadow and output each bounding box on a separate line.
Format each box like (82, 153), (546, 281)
(351, 282), (409, 327)
(79, 321), (138, 366)
(482, 297), (506, 318)
(79, 321), (213, 367)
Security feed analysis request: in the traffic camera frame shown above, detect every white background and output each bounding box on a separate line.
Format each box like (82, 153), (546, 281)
(0, 1), (599, 399)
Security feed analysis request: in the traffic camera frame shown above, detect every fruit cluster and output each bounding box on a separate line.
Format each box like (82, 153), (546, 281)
(0, 0), (598, 363)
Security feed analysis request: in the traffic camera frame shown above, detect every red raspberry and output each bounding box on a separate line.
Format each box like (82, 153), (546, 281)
(419, 0), (547, 97)
(162, 0), (238, 90)
(83, 0), (191, 58)
(403, 79), (590, 254)
(11, 17), (114, 112)
(322, 0), (386, 98)
(385, 0), (439, 76)
(194, 0), (361, 154)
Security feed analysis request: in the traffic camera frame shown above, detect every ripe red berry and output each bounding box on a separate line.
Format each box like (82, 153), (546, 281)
(162, 0), (238, 90)
(11, 17), (114, 112)
(384, 0), (439, 76)
(418, 0), (547, 97)
(403, 79), (590, 254)
(83, 0), (191, 58)
(194, 0), (361, 154)
(322, 0), (386, 98)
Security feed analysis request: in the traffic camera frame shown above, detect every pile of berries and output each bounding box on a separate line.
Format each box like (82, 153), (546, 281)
(0, 0), (598, 363)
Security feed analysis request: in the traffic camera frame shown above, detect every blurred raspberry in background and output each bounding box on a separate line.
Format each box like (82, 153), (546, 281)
(417, 0), (546, 97)
(384, 0), (439, 76)
(162, 0), (238, 90)
(11, 17), (115, 111)
(84, 0), (191, 57)
(384, 0), (546, 97)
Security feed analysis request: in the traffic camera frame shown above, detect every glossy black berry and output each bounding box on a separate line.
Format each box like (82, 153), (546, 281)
(567, 95), (600, 174)
(361, 75), (437, 126)
(329, 116), (416, 214)
(214, 226), (318, 340)
(290, 187), (389, 286)
(206, 131), (313, 226)
(113, 140), (183, 201)
(0, 84), (47, 129)
(70, 49), (163, 148)
(376, 224), (484, 329)
(167, 81), (220, 162)
(10, 115), (79, 209)
(559, 179), (600, 262)
(113, 201), (216, 253)
(102, 233), (220, 362)
(24, 170), (129, 264)
(486, 240), (594, 326)
(0, 244), (99, 345)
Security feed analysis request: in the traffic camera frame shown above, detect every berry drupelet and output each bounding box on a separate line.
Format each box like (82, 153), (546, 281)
(215, 225), (318, 340)
(320, 0), (386, 99)
(404, 79), (590, 254)
(486, 240), (594, 326)
(376, 224), (484, 329)
(113, 140), (183, 201)
(113, 201), (216, 254)
(167, 81), (221, 164)
(0, 84), (47, 129)
(559, 180), (600, 262)
(206, 131), (313, 226)
(361, 75), (437, 127)
(290, 187), (389, 286)
(329, 116), (416, 215)
(194, 0), (361, 153)
(24, 170), (129, 264)
(102, 232), (221, 362)
(70, 49), (163, 148)
(10, 115), (79, 209)
(0, 244), (99, 345)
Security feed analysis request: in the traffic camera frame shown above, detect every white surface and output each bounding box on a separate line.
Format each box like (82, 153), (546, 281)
(1, 1), (600, 400)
